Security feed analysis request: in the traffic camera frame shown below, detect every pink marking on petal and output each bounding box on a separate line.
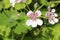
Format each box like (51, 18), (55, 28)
(35, 13), (39, 17)
(29, 13), (33, 17)
(35, 10), (41, 17)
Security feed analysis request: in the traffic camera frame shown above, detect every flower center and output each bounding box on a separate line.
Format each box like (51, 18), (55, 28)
(47, 12), (54, 21)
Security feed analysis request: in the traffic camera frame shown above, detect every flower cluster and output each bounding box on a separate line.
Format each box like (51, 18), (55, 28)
(46, 6), (59, 24)
(26, 6), (59, 27)
(26, 10), (43, 27)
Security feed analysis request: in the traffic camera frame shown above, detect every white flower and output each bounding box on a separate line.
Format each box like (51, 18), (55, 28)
(18, 13), (20, 16)
(10, 0), (22, 7)
(46, 8), (59, 24)
(10, 0), (16, 7)
(26, 10), (43, 27)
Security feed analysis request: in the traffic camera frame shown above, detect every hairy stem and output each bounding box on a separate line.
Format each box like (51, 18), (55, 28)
(20, 33), (26, 40)
(37, 5), (44, 10)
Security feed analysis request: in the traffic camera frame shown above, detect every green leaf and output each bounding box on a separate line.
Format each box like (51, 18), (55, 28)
(40, 0), (49, 6)
(0, 25), (6, 36)
(4, 37), (15, 40)
(26, 0), (32, 4)
(23, 36), (32, 40)
(41, 9), (47, 17)
(34, 3), (38, 10)
(0, 13), (9, 25)
(3, 0), (11, 9)
(14, 22), (31, 34)
(15, 3), (26, 10)
(52, 24), (60, 40)
(0, 2), (3, 10)
(3, 10), (18, 27)
(5, 27), (11, 37)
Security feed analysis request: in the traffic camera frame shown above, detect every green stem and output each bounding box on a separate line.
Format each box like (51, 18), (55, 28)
(25, 3), (31, 11)
(27, 5), (30, 11)
(37, 5), (44, 10)
(24, 8), (29, 11)
(50, 1), (60, 3)
(20, 33), (26, 40)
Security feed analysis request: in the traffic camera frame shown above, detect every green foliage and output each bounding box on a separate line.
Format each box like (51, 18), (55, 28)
(0, 13), (9, 25)
(2, 0), (11, 9)
(40, 0), (49, 6)
(26, 0), (32, 4)
(15, 3), (26, 10)
(0, 2), (3, 10)
(0, 0), (60, 40)
(14, 12), (32, 34)
(14, 23), (31, 34)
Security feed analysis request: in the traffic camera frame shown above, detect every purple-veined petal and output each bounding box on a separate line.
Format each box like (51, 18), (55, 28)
(49, 20), (55, 24)
(35, 10), (41, 17)
(26, 19), (32, 26)
(53, 18), (59, 23)
(36, 19), (43, 26)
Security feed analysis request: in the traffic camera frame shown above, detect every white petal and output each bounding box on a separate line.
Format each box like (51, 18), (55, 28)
(54, 13), (58, 17)
(51, 9), (56, 13)
(36, 19), (43, 26)
(49, 20), (55, 24)
(26, 20), (32, 26)
(27, 11), (33, 16)
(35, 10), (41, 17)
(16, 0), (22, 3)
(10, 0), (15, 3)
(31, 20), (37, 27)
(53, 18), (59, 23)
(18, 13), (20, 16)
(11, 2), (15, 7)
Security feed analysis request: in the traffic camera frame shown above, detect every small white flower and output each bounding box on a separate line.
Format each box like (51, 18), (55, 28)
(46, 7), (59, 24)
(10, 0), (16, 7)
(26, 10), (43, 27)
(10, 0), (15, 3)
(10, 0), (22, 7)
(18, 13), (20, 16)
